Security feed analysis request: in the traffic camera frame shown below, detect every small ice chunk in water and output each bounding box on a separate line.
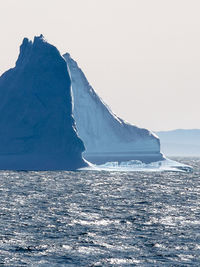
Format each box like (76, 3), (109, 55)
(120, 160), (144, 167)
(104, 162), (119, 167)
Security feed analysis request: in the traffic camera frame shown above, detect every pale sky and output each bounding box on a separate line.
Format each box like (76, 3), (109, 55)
(0, 0), (200, 131)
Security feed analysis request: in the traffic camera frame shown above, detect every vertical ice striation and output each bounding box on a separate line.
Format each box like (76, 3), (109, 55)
(0, 35), (87, 170)
(64, 53), (164, 164)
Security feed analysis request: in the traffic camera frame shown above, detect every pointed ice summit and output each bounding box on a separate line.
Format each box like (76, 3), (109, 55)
(0, 35), (87, 170)
(64, 53), (164, 164)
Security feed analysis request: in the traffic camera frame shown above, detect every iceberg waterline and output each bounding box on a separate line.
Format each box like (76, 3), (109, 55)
(80, 159), (193, 173)
(0, 35), (87, 170)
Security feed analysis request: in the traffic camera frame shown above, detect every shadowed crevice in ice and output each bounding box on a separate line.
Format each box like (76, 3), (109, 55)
(0, 35), (87, 170)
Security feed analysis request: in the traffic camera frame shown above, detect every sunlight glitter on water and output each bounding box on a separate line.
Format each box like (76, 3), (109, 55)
(0, 157), (199, 266)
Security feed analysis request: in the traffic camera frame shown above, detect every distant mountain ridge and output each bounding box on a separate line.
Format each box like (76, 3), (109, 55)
(155, 129), (200, 156)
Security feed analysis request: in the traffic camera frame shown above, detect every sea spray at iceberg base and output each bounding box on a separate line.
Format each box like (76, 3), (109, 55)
(80, 158), (193, 172)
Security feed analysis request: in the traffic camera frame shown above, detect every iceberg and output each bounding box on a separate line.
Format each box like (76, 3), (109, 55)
(64, 53), (164, 165)
(0, 35), (87, 170)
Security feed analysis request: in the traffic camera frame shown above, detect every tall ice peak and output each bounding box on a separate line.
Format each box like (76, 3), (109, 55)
(0, 36), (87, 170)
(16, 34), (62, 68)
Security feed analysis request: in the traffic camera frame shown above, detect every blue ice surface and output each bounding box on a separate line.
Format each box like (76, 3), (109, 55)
(0, 35), (87, 170)
(64, 53), (164, 165)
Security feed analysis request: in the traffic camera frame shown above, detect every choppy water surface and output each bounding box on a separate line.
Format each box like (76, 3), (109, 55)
(0, 157), (199, 266)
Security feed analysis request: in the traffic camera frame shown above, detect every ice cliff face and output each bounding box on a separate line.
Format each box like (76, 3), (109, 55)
(0, 35), (87, 170)
(64, 53), (164, 164)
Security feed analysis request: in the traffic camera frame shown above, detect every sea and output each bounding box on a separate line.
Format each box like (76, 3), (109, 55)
(0, 157), (199, 266)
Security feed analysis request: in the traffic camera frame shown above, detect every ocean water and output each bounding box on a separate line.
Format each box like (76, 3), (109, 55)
(0, 158), (199, 266)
